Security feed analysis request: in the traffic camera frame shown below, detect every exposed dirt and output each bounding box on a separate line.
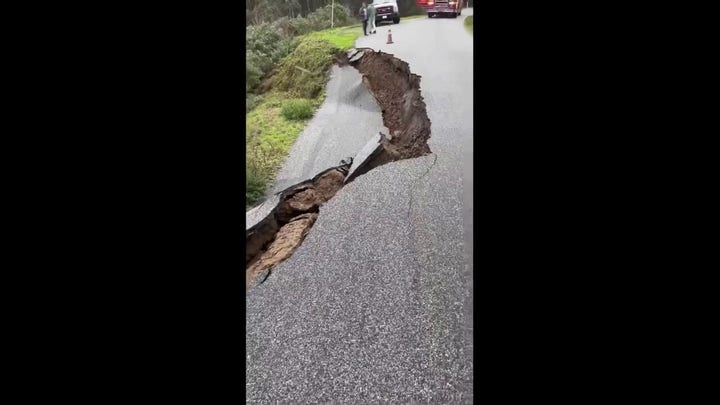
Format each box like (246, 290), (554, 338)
(245, 164), (350, 289)
(345, 49), (432, 165)
(276, 169), (346, 223)
(246, 50), (433, 290)
(246, 213), (317, 290)
(246, 215), (278, 265)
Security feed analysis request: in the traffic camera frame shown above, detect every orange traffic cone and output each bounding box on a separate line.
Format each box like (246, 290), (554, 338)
(387, 29), (394, 44)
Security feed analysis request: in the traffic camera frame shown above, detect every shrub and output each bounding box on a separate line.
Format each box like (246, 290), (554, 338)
(246, 94), (263, 113)
(288, 16), (314, 36)
(273, 38), (339, 99)
(245, 23), (296, 93)
(307, 5), (353, 31)
(283, 5), (354, 37)
(246, 167), (267, 208)
(245, 5), (354, 96)
(272, 16), (301, 37)
(246, 23), (285, 59)
(281, 99), (314, 120)
(246, 51), (264, 93)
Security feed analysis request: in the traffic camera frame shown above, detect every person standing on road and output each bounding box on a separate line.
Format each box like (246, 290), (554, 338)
(368, 2), (376, 34)
(359, 2), (368, 36)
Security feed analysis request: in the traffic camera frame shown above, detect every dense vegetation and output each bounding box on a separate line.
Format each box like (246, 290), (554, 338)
(246, 4), (360, 208)
(246, 5), (355, 109)
(281, 99), (315, 120)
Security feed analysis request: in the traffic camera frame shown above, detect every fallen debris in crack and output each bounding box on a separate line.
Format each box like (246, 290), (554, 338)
(246, 50), (433, 290)
(246, 159), (351, 290)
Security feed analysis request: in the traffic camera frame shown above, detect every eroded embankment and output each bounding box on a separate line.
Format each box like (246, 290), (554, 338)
(246, 161), (350, 290)
(341, 48), (433, 181)
(246, 49), (432, 289)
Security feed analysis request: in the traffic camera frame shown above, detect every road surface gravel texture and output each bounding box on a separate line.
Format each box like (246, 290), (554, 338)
(246, 9), (474, 403)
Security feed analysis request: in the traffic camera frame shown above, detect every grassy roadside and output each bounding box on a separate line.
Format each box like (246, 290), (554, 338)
(246, 16), (427, 209)
(300, 24), (363, 49)
(464, 16), (473, 34)
(246, 26), (362, 209)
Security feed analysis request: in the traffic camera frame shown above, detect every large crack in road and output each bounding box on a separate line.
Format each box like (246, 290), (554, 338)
(245, 161), (351, 289)
(246, 49), (433, 290)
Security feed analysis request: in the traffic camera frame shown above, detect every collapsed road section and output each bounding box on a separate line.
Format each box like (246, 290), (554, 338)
(246, 160), (351, 290)
(341, 48), (433, 182)
(246, 49), (433, 289)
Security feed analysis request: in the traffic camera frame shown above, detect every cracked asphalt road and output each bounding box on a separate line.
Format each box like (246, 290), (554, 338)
(246, 9), (473, 403)
(270, 66), (388, 194)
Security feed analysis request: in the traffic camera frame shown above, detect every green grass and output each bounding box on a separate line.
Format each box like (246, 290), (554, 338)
(464, 16), (473, 34)
(246, 166), (267, 207)
(246, 15), (440, 208)
(298, 25), (362, 51)
(281, 99), (314, 120)
(272, 38), (343, 99)
(296, 15), (424, 51)
(245, 25), (365, 209)
(246, 93), (312, 208)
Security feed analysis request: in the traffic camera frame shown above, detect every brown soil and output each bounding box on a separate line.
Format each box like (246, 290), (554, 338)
(276, 169), (346, 223)
(349, 49), (432, 161)
(245, 165), (349, 289)
(246, 213), (317, 290)
(246, 215), (278, 265)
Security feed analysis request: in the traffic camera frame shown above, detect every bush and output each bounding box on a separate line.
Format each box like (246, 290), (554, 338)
(246, 23), (285, 60)
(281, 99), (314, 120)
(284, 5), (354, 37)
(246, 23), (296, 93)
(246, 51), (264, 93)
(246, 94), (263, 113)
(270, 16), (293, 36)
(245, 5), (354, 96)
(246, 126), (271, 208)
(288, 16), (313, 36)
(273, 37), (339, 99)
(246, 167), (267, 208)
(307, 5), (353, 30)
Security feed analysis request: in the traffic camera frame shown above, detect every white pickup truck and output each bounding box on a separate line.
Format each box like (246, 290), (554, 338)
(372, 0), (401, 24)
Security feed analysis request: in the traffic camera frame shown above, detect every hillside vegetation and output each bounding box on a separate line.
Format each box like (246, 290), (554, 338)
(246, 2), (426, 209)
(246, 5), (362, 208)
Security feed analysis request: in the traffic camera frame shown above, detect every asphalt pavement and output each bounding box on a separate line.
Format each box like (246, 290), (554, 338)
(269, 66), (388, 194)
(247, 9), (474, 403)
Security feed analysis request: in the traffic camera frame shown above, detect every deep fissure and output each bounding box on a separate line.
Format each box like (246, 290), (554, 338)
(246, 49), (433, 290)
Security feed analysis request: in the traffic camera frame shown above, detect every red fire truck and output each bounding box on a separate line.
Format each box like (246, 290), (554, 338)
(416, 0), (466, 18)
